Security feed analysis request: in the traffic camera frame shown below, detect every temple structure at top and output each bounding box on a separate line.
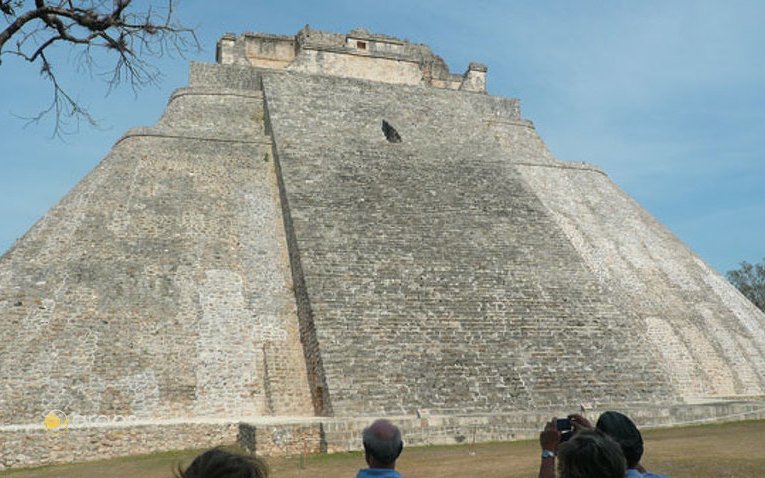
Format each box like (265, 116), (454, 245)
(216, 25), (488, 92)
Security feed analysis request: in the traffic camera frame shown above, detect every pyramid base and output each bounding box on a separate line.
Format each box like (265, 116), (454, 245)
(2, 398), (765, 470)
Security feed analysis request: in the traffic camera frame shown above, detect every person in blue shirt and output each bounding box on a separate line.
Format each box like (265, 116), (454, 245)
(355, 419), (405, 478)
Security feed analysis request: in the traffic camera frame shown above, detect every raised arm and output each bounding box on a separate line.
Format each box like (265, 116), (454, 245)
(538, 418), (560, 478)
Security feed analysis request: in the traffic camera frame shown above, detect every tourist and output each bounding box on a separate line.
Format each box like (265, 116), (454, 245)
(558, 429), (627, 478)
(540, 412), (670, 478)
(175, 447), (269, 478)
(539, 418), (626, 478)
(595, 411), (669, 478)
(356, 419), (405, 478)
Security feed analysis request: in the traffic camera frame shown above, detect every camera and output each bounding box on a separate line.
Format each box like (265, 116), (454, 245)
(556, 418), (573, 442)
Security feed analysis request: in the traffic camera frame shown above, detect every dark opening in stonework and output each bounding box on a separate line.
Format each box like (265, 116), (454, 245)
(357, 40), (367, 50)
(382, 120), (402, 143)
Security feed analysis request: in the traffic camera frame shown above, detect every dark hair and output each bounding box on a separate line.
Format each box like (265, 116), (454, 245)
(175, 448), (269, 478)
(362, 419), (404, 466)
(596, 411), (644, 468)
(557, 429), (626, 478)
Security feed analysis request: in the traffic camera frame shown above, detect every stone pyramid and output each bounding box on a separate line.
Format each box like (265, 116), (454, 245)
(2, 26), (764, 468)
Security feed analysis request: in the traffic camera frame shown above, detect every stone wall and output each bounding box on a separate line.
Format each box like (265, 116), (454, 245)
(0, 76), (313, 426)
(189, 62), (263, 90)
(2, 399), (764, 469)
(261, 70), (675, 417)
(513, 158), (765, 397)
(287, 48), (425, 86)
(217, 33), (296, 68)
(0, 420), (239, 470)
(333, 401), (765, 451)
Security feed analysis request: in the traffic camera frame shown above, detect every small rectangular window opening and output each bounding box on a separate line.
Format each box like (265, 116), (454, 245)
(357, 41), (367, 50)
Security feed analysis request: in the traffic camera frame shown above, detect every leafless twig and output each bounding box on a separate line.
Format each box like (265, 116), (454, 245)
(0, 0), (199, 136)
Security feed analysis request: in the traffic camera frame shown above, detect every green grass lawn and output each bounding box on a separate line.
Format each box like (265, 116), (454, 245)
(2, 419), (763, 477)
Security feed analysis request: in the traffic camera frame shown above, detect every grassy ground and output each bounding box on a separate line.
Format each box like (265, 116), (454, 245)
(2, 419), (763, 477)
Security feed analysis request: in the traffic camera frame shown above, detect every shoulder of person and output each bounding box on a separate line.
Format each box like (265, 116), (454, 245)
(626, 471), (669, 478)
(355, 470), (404, 478)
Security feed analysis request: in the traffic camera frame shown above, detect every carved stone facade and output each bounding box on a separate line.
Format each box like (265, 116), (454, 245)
(216, 26), (488, 92)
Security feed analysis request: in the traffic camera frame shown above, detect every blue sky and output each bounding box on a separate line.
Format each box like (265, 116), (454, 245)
(1, 0), (763, 274)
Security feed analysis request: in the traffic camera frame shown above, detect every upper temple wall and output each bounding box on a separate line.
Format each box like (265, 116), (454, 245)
(216, 26), (488, 93)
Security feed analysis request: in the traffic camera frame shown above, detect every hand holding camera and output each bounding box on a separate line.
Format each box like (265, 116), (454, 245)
(556, 418), (574, 442)
(539, 418), (562, 452)
(541, 414), (594, 448)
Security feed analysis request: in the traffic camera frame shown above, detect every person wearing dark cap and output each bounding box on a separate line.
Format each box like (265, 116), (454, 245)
(357, 419), (405, 478)
(594, 411), (669, 478)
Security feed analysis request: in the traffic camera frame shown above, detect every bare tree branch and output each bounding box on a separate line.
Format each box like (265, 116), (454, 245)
(0, 0), (199, 136)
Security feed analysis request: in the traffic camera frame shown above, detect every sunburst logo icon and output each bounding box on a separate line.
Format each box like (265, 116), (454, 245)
(43, 410), (69, 434)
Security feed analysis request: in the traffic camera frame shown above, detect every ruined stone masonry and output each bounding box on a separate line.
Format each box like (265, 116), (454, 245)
(1, 26), (765, 469)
